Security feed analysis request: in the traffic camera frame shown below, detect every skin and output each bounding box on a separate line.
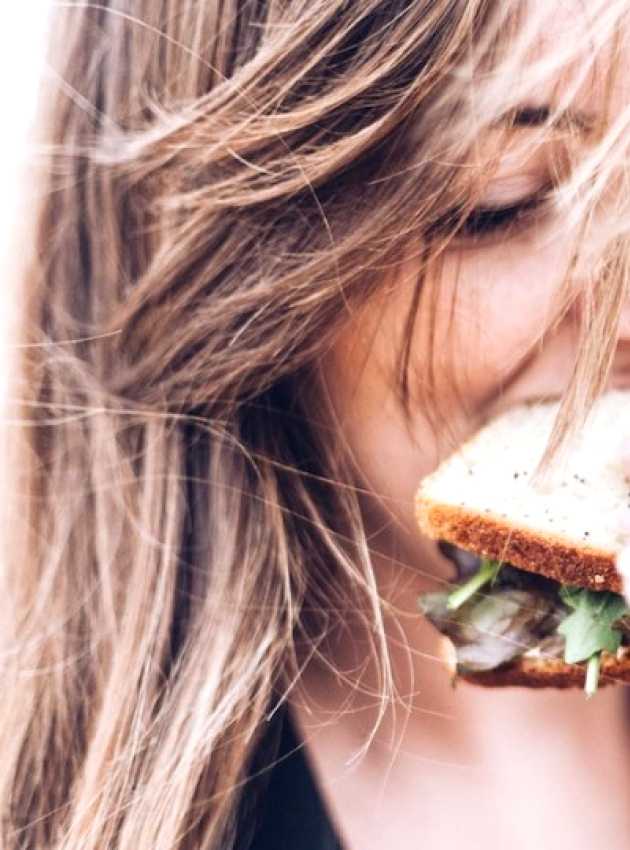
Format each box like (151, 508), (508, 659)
(290, 10), (630, 850)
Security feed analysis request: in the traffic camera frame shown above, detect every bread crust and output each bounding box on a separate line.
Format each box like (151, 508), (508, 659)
(415, 496), (621, 594)
(416, 480), (630, 688)
(457, 650), (630, 688)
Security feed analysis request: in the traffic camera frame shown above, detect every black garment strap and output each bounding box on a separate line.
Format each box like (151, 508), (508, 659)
(247, 706), (344, 850)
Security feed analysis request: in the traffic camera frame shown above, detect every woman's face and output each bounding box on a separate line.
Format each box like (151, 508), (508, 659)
(320, 41), (630, 593)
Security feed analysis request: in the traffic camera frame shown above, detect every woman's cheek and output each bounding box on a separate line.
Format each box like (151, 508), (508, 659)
(434, 234), (574, 406)
(320, 230), (575, 545)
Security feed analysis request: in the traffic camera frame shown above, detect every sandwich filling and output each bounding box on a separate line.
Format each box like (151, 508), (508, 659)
(418, 548), (630, 697)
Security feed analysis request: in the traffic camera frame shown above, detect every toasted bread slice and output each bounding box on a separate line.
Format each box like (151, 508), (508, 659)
(417, 502), (620, 593)
(417, 390), (630, 688)
(416, 390), (630, 594)
(457, 649), (630, 688)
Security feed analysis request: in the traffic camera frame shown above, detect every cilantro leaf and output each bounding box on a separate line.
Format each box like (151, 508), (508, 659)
(558, 585), (584, 610)
(556, 587), (629, 664)
(555, 587), (630, 698)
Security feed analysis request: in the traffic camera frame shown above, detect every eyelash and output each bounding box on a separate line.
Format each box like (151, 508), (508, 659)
(428, 191), (551, 243)
(458, 194), (547, 238)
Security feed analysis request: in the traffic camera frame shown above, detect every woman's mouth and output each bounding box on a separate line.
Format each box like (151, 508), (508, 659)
(437, 540), (481, 579)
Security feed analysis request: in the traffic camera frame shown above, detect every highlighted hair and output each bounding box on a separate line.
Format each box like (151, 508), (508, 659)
(0, 1), (629, 847)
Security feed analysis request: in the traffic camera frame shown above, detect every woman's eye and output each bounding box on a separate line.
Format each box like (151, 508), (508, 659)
(459, 195), (546, 238)
(428, 190), (551, 244)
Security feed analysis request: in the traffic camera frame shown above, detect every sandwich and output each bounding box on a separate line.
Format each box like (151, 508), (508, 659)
(415, 389), (630, 697)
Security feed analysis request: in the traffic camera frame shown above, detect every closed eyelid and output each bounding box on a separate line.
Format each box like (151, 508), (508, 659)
(467, 127), (574, 203)
(479, 174), (550, 207)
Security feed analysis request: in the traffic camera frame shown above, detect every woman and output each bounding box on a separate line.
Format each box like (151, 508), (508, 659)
(2, 1), (630, 848)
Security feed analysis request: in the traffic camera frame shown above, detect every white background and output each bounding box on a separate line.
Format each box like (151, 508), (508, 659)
(0, 4), (55, 404)
(0, 3), (54, 249)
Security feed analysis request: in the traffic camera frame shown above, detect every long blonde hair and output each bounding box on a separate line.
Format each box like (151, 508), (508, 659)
(2, 1), (630, 847)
